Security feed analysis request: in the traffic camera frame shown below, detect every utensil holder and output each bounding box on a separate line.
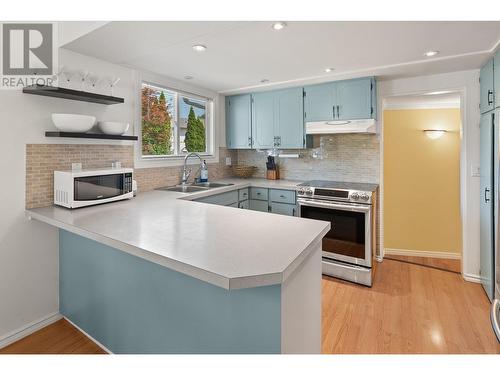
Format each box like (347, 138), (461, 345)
(266, 169), (280, 180)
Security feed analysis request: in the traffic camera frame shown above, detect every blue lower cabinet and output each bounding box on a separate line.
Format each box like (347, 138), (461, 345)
(270, 202), (297, 216)
(238, 200), (249, 209)
(249, 199), (269, 212)
(59, 230), (281, 354)
(196, 191), (238, 206)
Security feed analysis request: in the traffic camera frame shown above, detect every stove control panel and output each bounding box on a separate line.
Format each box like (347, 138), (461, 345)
(297, 187), (372, 204)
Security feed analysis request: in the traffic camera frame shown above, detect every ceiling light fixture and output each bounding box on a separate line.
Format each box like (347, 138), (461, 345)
(424, 50), (439, 57)
(192, 44), (207, 52)
(424, 129), (447, 139)
(422, 90), (454, 96)
(272, 22), (287, 31)
(325, 68), (334, 73)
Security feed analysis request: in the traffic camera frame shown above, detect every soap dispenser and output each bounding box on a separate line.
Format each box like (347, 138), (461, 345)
(200, 160), (208, 183)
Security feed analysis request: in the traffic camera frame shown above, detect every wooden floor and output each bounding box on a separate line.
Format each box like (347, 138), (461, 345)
(322, 259), (500, 354)
(0, 319), (105, 354)
(1, 259), (499, 354)
(384, 254), (462, 273)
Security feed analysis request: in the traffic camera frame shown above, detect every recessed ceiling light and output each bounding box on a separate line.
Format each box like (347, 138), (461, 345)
(184, 76), (194, 80)
(260, 79), (270, 83)
(325, 68), (334, 73)
(192, 44), (207, 52)
(424, 50), (439, 57)
(272, 22), (286, 31)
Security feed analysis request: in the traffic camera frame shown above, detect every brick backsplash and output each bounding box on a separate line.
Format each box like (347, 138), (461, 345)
(237, 134), (380, 184)
(25, 145), (236, 209)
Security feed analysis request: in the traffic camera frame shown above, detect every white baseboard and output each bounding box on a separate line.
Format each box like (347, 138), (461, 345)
(384, 248), (461, 260)
(0, 312), (61, 350)
(63, 317), (113, 354)
(463, 273), (481, 283)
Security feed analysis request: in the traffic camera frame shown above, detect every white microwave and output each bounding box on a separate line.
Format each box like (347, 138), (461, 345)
(54, 168), (134, 208)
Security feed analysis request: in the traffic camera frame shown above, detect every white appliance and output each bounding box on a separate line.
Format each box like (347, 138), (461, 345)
(305, 118), (376, 135)
(296, 180), (378, 286)
(54, 168), (134, 208)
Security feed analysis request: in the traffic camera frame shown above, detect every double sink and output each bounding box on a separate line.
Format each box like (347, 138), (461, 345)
(157, 182), (234, 193)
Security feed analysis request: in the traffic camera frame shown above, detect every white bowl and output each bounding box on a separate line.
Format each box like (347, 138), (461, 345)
(51, 113), (96, 133)
(98, 121), (130, 135)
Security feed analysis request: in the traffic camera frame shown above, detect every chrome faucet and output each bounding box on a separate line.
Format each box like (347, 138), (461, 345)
(181, 152), (203, 185)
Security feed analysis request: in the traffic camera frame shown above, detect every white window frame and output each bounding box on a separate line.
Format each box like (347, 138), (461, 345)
(134, 72), (219, 169)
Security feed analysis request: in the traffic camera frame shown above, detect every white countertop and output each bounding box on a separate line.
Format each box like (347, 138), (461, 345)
(27, 178), (330, 290)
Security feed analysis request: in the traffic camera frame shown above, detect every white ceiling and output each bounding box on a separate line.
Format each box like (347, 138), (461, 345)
(62, 21), (500, 94)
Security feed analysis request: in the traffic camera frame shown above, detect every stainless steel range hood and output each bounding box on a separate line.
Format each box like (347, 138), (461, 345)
(305, 119), (377, 135)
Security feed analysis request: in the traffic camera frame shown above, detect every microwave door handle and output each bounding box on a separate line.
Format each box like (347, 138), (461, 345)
(298, 199), (371, 213)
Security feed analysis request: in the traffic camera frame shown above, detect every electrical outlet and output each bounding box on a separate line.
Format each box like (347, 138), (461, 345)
(72, 163), (82, 171)
(225, 157), (232, 166)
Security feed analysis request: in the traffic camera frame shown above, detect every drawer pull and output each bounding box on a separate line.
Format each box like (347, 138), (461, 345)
(279, 195), (285, 198)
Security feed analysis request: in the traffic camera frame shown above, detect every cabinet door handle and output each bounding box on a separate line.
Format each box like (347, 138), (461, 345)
(488, 90), (494, 105)
(332, 105), (335, 118)
(248, 137), (252, 147)
(485, 187), (491, 203)
(337, 105), (340, 118)
(292, 208), (296, 216)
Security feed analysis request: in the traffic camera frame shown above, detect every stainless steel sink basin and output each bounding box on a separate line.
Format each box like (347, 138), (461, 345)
(157, 182), (234, 193)
(192, 182), (234, 188)
(157, 185), (208, 193)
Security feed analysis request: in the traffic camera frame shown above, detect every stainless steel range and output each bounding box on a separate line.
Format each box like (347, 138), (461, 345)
(296, 180), (378, 286)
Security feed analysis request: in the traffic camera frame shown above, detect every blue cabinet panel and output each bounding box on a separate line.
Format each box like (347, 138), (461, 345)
(270, 202), (296, 216)
(59, 230), (281, 353)
(304, 82), (335, 122)
(252, 92), (275, 149)
(480, 59), (495, 114)
(226, 94), (252, 149)
(480, 112), (496, 301)
(495, 51), (500, 109)
(275, 88), (305, 149)
(249, 199), (269, 212)
(336, 78), (374, 120)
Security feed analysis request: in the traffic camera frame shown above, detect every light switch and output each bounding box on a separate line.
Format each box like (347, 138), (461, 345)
(471, 165), (480, 177)
(225, 157), (232, 166)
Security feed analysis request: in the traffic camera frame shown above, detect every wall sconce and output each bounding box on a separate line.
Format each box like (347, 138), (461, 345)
(424, 129), (447, 139)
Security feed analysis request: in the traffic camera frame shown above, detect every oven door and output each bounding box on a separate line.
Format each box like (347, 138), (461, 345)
(74, 173), (125, 201)
(298, 198), (372, 267)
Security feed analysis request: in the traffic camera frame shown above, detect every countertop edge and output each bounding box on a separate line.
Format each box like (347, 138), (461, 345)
(25, 210), (242, 290)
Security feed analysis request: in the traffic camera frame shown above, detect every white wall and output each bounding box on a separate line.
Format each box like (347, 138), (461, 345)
(0, 47), (224, 342)
(378, 70), (481, 281)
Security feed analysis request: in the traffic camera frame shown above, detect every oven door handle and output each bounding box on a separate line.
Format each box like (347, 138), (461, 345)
(298, 199), (371, 213)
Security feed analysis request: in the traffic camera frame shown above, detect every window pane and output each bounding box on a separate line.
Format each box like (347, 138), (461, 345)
(141, 84), (175, 156)
(179, 95), (207, 154)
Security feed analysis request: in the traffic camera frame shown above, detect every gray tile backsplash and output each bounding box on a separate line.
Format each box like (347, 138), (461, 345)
(237, 134), (380, 183)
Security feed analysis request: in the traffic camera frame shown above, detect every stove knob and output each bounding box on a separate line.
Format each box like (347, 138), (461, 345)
(360, 193), (370, 201)
(298, 188), (305, 195)
(305, 188), (313, 196)
(350, 192), (360, 200)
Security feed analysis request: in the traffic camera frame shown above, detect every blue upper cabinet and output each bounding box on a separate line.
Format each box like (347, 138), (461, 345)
(336, 78), (375, 120)
(226, 94), (252, 149)
(480, 59), (495, 114)
(252, 92), (276, 149)
(495, 50), (500, 109)
(303, 82), (335, 122)
(304, 77), (376, 122)
(252, 88), (305, 149)
(275, 88), (304, 148)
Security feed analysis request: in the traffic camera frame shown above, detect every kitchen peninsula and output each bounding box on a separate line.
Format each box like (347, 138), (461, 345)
(26, 184), (330, 354)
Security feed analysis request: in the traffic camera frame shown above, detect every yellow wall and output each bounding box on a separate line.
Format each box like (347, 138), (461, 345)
(383, 108), (461, 255)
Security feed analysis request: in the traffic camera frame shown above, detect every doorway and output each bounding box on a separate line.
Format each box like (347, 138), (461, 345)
(382, 92), (462, 272)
